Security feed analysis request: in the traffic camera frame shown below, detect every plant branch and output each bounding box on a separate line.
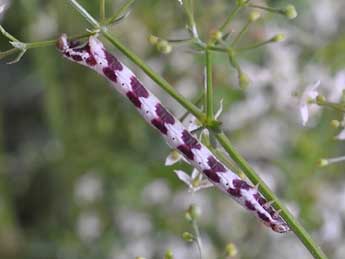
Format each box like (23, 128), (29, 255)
(205, 49), (214, 121)
(100, 0), (106, 22)
(106, 0), (135, 25)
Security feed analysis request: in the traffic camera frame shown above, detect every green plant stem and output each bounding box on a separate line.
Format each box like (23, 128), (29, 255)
(214, 131), (328, 259)
(236, 38), (274, 51)
(248, 4), (282, 14)
(100, 0), (106, 22)
(219, 4), (242, 32)
(106, 0), (135, 25)
(231, 20), (250, 46)
(205, 49), (214, 121)
(69, 0), (100, 27)
(192, 219), (203, 259)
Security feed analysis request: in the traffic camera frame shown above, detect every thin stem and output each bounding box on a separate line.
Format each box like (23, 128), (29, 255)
(249, 4), (281, 14)
(192, 219), (203, 259)
(100, 0), (106, 22)
(236, 38), (274, 51)
(219, 4), (242, 32)
(106, 0), (135, 25)
(179, 93), (204, 122)
(0, 48), (20, 60)
(0, 25), (19, 42)
(205, 49), (214, 120)
(231, 20), (250, 46)
(69, 0), (100, 28)
(214, 132), (328, 259)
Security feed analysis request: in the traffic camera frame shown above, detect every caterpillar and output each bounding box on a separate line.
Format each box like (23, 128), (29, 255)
(57, 34), (289, 233)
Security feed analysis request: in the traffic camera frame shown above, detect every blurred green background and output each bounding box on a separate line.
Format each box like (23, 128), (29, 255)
(1, 0), (345, 258)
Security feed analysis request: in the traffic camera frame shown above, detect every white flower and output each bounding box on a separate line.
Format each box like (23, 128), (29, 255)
(177, 0), (183, 5)
(335, 128), (345, 140)
(174, 169), (213, 192)
(299, 80), (321, 126)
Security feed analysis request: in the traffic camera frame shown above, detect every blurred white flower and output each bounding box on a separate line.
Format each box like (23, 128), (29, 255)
(299, 80), (320, 126)
(142, 179), (171, 205)
(335, 128), (345, 140)
(74, 172), (103, 204)
(77, 211), (101, 242)
(116, 209), (152, 238)
(328, 70), (345, 102)
(174, 168), (213, 192)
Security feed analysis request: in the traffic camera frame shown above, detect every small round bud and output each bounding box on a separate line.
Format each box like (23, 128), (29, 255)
(164, 250), (174, 259)
(283, 4), (298, 19)
(316, 95), (326, 105)
(182, 232), (195, 242)
(317, 159), (329, 167)
(271, 34), (285, 42)
(239, 72), (250, 89)
(187, 204), (201, 220)
(225, 243), (238, 257)
(210, 30), (223, 41)
(185, 212), (193, 222)
(249, 11), (261, 22)
(148, 35), (159, 45)
(157, 40), (172, 54)
(331, 120), (340, 128)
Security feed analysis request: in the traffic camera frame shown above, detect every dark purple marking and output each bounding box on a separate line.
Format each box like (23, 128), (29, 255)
(181, 130), (201, 149)
(151, 119), (167, 134)
(103, 67), (117, 82)
(254, 193), (266, 206)
(126, 92), (141, 108)
(227, 187), (241, 197)
(86, 56), (97, 66)
(130, 77), (149, 98)
(245, 201), (255, 210)
(71, 55), (83, 62)
(233, 179), (251, 190)
(155, 103), (175, 124)
(177, 145), (194, 160)
(104, 50), (123, 71)
(257, 212), (270, 222)
(203, 169), (220, 183)
(207, 156), (226, 173)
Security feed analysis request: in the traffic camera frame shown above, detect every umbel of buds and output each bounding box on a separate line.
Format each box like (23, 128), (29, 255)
(148, 35), (172, 54)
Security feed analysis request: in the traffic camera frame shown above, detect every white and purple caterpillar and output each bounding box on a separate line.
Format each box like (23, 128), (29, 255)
(57, 34), (289, 233)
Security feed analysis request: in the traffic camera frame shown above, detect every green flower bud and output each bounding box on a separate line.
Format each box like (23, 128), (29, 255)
(283, 4), (298, 19)
(331, 120), (340, 128)
(148, 35), (159, 45)
(164, 250), (174, 259)
(249, 11), (261, 22)
(187, 204), (201, 220)
(182, 232), (195, 242)
(316, 95), (326, 105)
(271, 34), (285, 42)
(225, 243), (238, 257)
(317, 159), (328, 167)
(157, 40), (172, 54)
(210, 30), (223, 42)
(239, 72), (250, 89)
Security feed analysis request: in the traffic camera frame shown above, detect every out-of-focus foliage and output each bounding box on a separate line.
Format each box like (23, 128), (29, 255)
(1, 1), (345, 259)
